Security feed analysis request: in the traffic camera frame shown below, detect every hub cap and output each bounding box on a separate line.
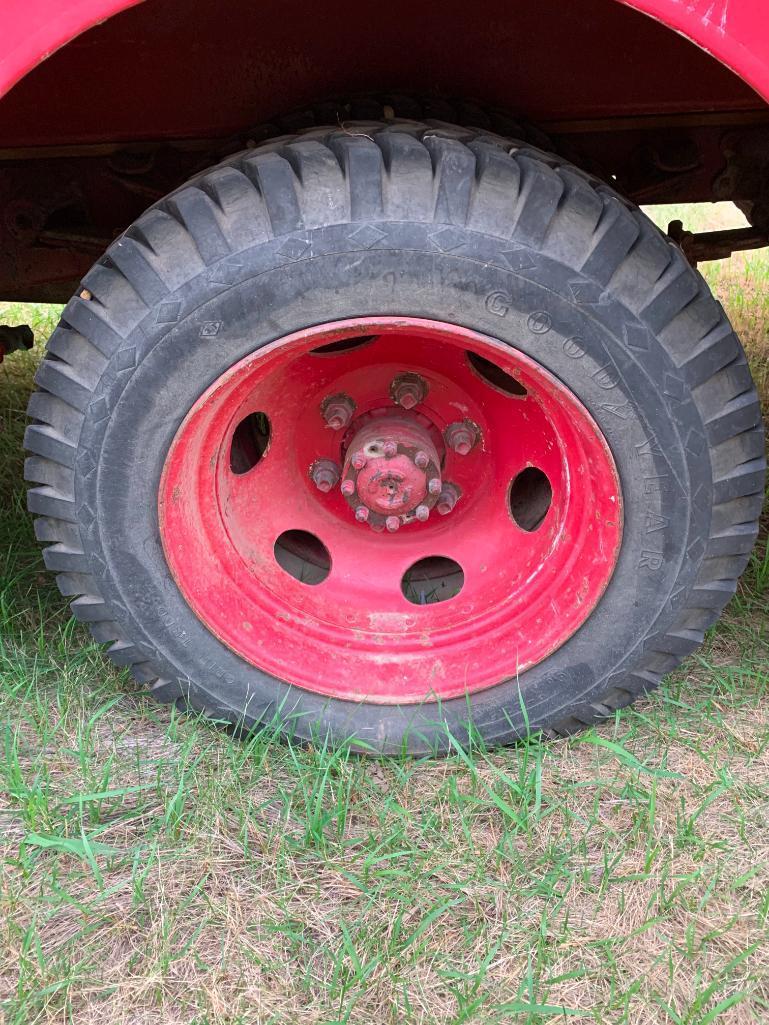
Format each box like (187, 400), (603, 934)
(159, 318), (622, 704)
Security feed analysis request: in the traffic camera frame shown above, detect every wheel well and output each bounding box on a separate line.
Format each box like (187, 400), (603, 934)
(0, 0), (768, 300)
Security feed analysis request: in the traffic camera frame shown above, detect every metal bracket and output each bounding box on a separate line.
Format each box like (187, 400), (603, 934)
(667, 220), (768, 268)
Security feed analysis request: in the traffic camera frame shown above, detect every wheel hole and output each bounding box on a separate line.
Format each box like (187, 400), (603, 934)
(310, 334), (376, 356)
(230, 411), (270, 474)
(467, 351), (527, 396)
(509, 467), (552, 531)
(401, 556), (464, 605)
(274, 530), (331, 585)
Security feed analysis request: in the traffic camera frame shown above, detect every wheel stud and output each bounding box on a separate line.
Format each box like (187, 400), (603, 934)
(322, 393), (355, 430)
(383, 439), (398, 458)
(437, 483), (460, 515)
(414, 450), (429, 469)
(341, 478), (356, 496)
(415, 504), (430, 522)
(391, 373), (427, 410)
(351, 449), (367, 470)
(310, 459), (341, 493)
(445, 421), (478, 456)
(428, 477), (442, 495)
(355, 505), (370, 522)
(385, 515), (401, 532)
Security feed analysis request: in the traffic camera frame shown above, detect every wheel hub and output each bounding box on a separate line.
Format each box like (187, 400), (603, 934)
(340, 412), (444, 531)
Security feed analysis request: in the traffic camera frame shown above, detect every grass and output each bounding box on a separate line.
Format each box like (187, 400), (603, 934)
(0, 204), (768, 1024)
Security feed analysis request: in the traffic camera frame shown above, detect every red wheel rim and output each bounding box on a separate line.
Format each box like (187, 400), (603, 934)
(159, 318), (622, 704)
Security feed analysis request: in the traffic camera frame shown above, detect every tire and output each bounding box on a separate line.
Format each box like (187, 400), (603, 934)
(25, 119), (765, 754)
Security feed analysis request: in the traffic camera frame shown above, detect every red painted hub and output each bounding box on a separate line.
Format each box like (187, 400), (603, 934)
(159, 318), (622, 704)
(341, 412), (444, 530)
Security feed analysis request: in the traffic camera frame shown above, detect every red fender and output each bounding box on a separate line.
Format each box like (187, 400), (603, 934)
(0, 0), (767, 106)
(621, 0), (769, 102)
(0, 0), (142, 100)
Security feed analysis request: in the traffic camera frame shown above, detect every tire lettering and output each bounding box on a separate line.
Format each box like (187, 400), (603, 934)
(591, 364), (619, 390)
(563, 337), (585, 359)
(636, 434), (662, 457)
(485, 291), (512, 317)
(643, 475), (669, 494)
(645, 512), (670, 534)
(601, 401), (632, 420)
(527, 311), (552, 335)
(639, 550), (664, 570)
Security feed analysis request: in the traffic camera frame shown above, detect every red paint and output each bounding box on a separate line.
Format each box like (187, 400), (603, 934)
(158, 319), (623, 704)
(621, 0), (769, 105)
(0, 0), (141, 100)
(0, 0), (768, 125)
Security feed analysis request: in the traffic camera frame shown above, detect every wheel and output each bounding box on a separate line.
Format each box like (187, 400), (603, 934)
(25, 120), (765, 754)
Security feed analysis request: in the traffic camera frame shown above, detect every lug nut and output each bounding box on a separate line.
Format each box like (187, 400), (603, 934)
(351, 449), (367, 470)
(383, 439), (398, 458)
(311, 459), (341, 493)
(414, 450), (429, 469)
(428, 477), (442, 495)
(445, 421), (478, 456)
(341, 478), (355, 496)
(391, 373), (427, 410)
(437, 484), (460, 515)
(355, 505), (370, 522)
(385, 515), (401, 533)
(322, 393), (355, 430)
(415, 504), (430, 522)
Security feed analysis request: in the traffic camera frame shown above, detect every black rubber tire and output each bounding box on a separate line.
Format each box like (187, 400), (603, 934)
(230, 93), (554, 154)
(25, 119), (765, 754)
